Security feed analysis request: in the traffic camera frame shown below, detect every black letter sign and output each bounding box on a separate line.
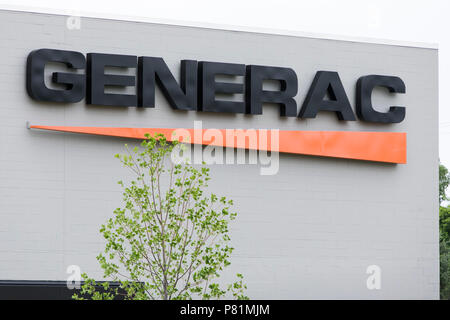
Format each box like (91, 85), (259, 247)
(299, 71), (355, 120)
(87, 53), (137, 107)
(138, 57), (197, 110)
(198, 61), (245, 113)
(356, 75), (406, 123)
(245, 65), (298, 117)
(26, 49), (86, 103)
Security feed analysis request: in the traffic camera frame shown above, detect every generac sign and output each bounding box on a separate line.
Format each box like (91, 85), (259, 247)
(26, 49), (407, 164)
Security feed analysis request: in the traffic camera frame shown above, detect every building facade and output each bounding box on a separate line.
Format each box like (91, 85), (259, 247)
(0, 8), (439, 299)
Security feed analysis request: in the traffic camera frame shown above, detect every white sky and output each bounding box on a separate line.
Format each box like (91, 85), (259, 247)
(1, 0), (449, 168)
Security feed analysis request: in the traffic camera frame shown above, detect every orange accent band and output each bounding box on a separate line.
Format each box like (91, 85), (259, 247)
(29, 125), (407, 164)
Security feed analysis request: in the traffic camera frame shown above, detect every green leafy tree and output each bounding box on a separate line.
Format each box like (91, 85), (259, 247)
(73, 133), (248, 300)
(440, 233), (450, 300)
(440, 162), (450, 299)
(440, 163), (449, 204)
(441, 206), (450, 242)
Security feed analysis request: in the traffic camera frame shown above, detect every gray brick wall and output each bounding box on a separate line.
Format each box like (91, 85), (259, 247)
(0, 9), (439, 299)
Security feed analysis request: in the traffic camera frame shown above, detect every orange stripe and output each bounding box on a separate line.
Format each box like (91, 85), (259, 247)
(29, 125), (407, 164)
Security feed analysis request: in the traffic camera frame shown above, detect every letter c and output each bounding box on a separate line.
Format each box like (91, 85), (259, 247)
(356, 75), (406, 123)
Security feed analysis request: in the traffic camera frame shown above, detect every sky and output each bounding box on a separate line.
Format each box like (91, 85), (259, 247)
(1, 0), (449, 168)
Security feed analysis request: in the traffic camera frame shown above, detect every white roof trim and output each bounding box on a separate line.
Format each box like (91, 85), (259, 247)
(0, 4), (438, 50)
